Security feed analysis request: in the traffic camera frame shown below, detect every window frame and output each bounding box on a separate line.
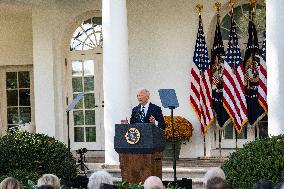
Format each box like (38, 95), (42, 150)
(0, 65), (34, 135)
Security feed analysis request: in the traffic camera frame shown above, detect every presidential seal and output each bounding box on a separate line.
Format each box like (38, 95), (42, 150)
(125, 128), (141, 144)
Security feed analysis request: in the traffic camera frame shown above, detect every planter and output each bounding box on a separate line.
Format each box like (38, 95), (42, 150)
(162, 141), (182, 160)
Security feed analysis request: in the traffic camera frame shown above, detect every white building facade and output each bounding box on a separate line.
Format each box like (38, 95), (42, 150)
(0, 0), (281, 165)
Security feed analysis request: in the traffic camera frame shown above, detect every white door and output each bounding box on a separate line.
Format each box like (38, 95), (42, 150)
(67, 49), (104, 151)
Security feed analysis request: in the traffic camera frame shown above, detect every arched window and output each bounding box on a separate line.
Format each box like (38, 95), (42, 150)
(70, 17), (102, 51)
(218, 3), (266, 140)
(220, 3), (266, 50)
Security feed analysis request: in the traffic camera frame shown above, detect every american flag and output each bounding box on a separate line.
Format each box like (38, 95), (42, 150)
(211, 21), (230, 128)
(190, 15), (213, 135)
(258, 32), (268, 113)
(244, 21), (266, 126)
(222, 17), (248, 133)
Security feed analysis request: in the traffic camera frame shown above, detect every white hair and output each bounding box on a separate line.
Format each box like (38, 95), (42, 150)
(88, 170), (113, 189)
(137, 88), (150, 97)
(144, 176), (164, 189)
(204, 167), (226, 187)
(37, 174), (60, 189)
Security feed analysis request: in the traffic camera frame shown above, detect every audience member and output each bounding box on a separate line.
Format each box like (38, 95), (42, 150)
(0, 177), (22, 189)
(143, 176), (164, 189)
(37, 174), (60, 189)
(274, 182), (284, 189)
(253, 179), (273, 189)
(204, 167), (226, 188)
(88, 170), (113, 189)
(206, 177), (229, 189)
(37, 185), (55, 189)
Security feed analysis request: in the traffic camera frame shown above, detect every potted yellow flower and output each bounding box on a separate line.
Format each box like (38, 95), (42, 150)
(163, 116), (194, 159)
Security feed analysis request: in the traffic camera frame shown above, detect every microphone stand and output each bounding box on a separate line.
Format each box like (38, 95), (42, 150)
(169, 106), (177, 182)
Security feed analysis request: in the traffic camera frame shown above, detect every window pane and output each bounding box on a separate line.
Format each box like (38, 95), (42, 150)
(72, 61), (83, 76)
(84, 93), (95, 109)
(84, 76), (94, 92)
(224, 124), (233, 139)
(73, 110), (84, 125)
(7, 90), (18, 106)
(8, 124), (18, 130)
(19, 107), (31, 124)
(86, 127), (96, 142)
(237, 126), (247, 139)
(72, 77), (83, 92)
(18, 72), (30, 88)
(7, 107), (19, 124)
(85, 110), (95, 125)
(73, 94), (83, 109)
(84, 60), (94, 76)
(19, 89), (30, 106)
(6, 72), (17, 89)
(74, 127), (84, 142)
(70, 17), (103, 51)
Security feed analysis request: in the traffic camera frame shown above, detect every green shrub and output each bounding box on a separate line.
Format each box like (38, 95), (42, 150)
(222, 134), (284, 189)
(116, 182), (144, 189)
(0, 169), (39, 188)
(0, 131), (77, 180)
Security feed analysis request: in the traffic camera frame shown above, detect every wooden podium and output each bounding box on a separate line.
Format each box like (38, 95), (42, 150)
(114, 123), (165, 183)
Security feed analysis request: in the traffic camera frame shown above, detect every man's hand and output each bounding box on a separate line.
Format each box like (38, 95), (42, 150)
(149, 115), (156, 123)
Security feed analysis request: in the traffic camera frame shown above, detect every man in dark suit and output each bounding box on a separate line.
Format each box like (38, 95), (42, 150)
(130, 88), (165, 130)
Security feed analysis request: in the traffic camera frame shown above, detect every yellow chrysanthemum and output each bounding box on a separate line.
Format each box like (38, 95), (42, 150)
(164, 116), (193, 142)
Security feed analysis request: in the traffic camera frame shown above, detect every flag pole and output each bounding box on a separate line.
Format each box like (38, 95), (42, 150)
(214, 1), (222, 158)
(235, 128), (238, 150)
(196, 4), (207, 158)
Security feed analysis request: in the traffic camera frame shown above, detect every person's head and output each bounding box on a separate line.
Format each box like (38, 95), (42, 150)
(143, 176), (164, 189)
(253, 179), (273, 189)
(37, 174), (60, 189)
(0, 177), (22, 189)
(37, 185), (55, 189)
(204, 167), (226, 187)
(274, 182), (284, 189)
(206, 177), (229, 189)
(137, 88), (150, 106)
(88, 170), (113, 189)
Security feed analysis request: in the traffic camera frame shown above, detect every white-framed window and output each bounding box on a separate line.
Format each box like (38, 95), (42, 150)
(67, 15), (104, 151)
(70, 17), (103, 51)
(0, 66), (34, 133)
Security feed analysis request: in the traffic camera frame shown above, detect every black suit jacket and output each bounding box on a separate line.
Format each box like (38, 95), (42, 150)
(130, 102), (166, 130)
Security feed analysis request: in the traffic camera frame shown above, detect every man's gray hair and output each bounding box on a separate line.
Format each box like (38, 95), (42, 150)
(144, 176), (164, 189)
(88, 170), (113, 189)
(137, 88), (150, 97)
(204, 167), (226, 187)
(206, 177), (229, 189)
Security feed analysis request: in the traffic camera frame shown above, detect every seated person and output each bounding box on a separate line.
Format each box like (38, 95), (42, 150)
(88, 170), (114, 189)
(144, 176), (164, 189)
(203, 167), (226, 188)
(37, 174), (61, 189)
(0, 177), (22, 189)
(206, 177), (229, 189)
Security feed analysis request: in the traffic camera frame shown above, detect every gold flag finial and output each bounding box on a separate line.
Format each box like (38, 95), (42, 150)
(215, 2), (222, 23)
(229, 0), (236, 14)
(248, 0), (257, 20)
(196, 4), (203, 15)
(229, 0), (236, 8)
(214, 2), (221, 13)
(249, 0), (257, 8)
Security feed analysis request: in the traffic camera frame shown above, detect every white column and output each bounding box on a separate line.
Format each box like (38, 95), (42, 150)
(102, 0), (131, 165)
(32, 8), (56, 136)
(267, 1), (284, 135)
